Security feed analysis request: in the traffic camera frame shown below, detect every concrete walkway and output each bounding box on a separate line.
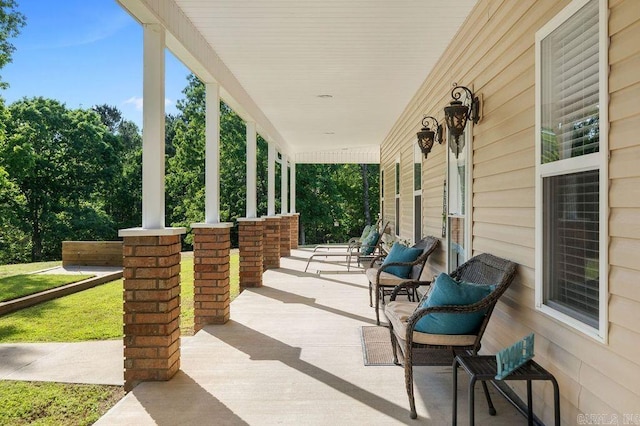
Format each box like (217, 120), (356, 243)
(96, 250), (526, 425)
(0, 251), (527, 424)
(0, 340), (124, 386)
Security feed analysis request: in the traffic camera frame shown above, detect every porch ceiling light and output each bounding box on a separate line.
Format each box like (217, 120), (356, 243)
(443, 83), (481, 158)
(416, 116), (443, 159)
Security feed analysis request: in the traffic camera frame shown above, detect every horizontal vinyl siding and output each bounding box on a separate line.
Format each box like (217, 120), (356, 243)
(379, 0), (640, 422)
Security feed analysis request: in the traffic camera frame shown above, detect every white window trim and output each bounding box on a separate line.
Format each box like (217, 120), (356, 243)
(380, 169), (384, 221)
(446, 125), (473, 272)
(413, 145), (422, 244)
(395, 158), (401, 237)
(534, 0), (609, 343)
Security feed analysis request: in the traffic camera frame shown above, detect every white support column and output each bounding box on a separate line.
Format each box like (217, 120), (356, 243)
(290, 161), (296, 213)
(267, 142), (276, 216)
(281, 154), (288, 214)
(246, 121), (257, 218)
(205, 82), (220, 223)
(142, 23), (166, 229)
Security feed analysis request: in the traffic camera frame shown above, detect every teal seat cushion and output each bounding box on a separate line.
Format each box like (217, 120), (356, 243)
(359, 225), (372, 242)
(381, 242), (423, 278)
(361, 231), (379, 255)
(414, 273), (493, 335)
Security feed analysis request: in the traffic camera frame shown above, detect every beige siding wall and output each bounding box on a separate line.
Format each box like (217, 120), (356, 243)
(380, 0), (640, 422)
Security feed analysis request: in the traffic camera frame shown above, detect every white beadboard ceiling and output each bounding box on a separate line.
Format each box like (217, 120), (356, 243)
(120, 0), (478, 163)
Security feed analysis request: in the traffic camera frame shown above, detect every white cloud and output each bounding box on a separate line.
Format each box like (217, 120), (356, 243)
(123, 97), (174, 111)
(123, 96), (143, 111)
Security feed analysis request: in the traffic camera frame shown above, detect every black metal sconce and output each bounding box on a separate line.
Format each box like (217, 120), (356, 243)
(416, 116), (443, 159)
(443, 83), (481, 158)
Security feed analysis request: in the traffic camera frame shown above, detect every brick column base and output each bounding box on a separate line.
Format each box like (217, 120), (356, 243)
(238, 218), (264, 289)
(192, 223), (233, 331)
(278, 214), (291, 257)
(290, 213), (300, 249)
(262, 216), (281, 270)
(121, 230), (184, 392)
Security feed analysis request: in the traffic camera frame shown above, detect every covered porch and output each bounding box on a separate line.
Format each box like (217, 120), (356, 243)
(98, 248), (525, 425)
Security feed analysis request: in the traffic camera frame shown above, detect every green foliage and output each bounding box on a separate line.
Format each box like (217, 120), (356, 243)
(0, 98), (120, 261)
(166, 75), (269, 247)
(296, 163), (379, 244)
(0, 163), (29, 263)
(165, 74), (379, 247)
(0, 273), (93, 301)
(0, 381), (123, 426)
(0, 0), (25, 89)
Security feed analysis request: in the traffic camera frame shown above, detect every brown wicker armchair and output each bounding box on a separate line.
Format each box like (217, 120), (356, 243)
(365, 236), (439, 325)
(384, 253), (518, 419)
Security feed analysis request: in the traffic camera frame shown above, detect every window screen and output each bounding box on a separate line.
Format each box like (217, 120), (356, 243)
(543, 170), (599, 326)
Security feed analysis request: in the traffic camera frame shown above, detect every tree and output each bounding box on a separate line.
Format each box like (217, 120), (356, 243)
(93, 104), (142, 229)
(0, 0), (25, 89)
(0, 97), (118, 260)
(166, 74), (269, 247)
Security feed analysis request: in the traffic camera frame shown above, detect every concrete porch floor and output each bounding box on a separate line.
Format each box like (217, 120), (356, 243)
(97, 249), (527, 425)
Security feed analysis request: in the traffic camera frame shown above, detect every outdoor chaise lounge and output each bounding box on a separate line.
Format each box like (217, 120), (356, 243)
(365, 236), (439, 325)
(312, 218), (381, 252)
(383, 253), (517, 419)
(304, 222), (389, 272)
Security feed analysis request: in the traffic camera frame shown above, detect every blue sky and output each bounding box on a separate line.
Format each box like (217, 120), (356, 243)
(2, 0), (191, 128)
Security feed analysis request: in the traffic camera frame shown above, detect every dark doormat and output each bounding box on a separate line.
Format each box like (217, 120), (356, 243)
(361, 326), (454, 366)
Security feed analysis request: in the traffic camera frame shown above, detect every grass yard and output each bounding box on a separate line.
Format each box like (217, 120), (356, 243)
(0, 252), (240, 343)
(0, 261), (61, 278)
(0, 381), (124, 426)
(0, 274), (94, 302)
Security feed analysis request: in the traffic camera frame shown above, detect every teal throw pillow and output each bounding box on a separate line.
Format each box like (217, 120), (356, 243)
(414, 273), (493, 335)
(381, 242), (423, 278)
(361, 230), (379, 255)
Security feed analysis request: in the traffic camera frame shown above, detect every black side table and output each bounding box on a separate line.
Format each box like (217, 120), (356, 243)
(452, 354), (560, 426)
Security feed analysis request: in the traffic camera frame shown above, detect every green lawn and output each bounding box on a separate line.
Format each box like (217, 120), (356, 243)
(0, 253), (240, 343)
(0, 261), (61, 279)
(0, 381), (124, 426)
(0, 274), (94, 302)
(0, 252), (240, 425)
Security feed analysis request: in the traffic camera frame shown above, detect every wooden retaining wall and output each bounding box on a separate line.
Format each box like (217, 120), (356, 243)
(62, 241), (124, 267)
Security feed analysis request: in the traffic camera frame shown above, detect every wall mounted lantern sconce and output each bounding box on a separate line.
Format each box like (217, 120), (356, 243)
(416, 116), (443, 159)
(443, 83), (481, 158)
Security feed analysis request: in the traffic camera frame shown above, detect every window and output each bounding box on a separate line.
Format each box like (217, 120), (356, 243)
(395, 161), (400, 236)
(447, 127), (471, 272)
(380, 169), (384, 222)
(414, 144), (422, 243)
(535, 0), (608, 341)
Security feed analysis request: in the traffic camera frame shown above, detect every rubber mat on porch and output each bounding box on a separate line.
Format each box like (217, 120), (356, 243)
(361, 326), (454, 366)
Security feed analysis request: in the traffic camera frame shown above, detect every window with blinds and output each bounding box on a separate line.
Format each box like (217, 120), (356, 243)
(535, 0), (607, 340)
(395, 162), (400, 235)
(543, 170), (599, 327)
(540, 0), (600, 164)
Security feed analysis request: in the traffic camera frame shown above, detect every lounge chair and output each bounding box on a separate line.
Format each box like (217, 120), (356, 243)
(304, 222), (389, 272)
(312, 218), (382, 252)
(365, 236), (439, 325)
(383, 253), (517, 419)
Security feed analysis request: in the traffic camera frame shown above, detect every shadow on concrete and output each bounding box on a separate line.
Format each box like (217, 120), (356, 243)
(202, 321), (414, 424)
(245, 286), (377, 325)
(273, 267), (368, 290)
(135, 371), (249, 426)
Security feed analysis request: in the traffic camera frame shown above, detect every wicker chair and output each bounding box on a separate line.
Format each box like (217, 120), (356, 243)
(365, 236), (439, 325)
(384, 253), (518, 419)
